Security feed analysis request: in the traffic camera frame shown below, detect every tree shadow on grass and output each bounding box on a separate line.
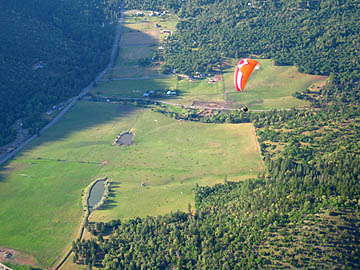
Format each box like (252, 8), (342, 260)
(0, 24), (164, 172)
(110, 181), (121, 187)
(0, 167), (6, 183)
(0, 103), (143, 181)
(98, 199), (117, 210)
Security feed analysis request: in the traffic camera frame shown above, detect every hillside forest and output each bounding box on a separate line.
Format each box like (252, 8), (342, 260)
(0, 0), (122, 145)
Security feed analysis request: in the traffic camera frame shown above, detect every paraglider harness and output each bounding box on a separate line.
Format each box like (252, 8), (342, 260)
(241, 105), (248, 112)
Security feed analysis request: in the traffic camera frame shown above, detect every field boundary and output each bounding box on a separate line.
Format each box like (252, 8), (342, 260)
(251, 125), (262, 159)
(54, 177), (107, 270)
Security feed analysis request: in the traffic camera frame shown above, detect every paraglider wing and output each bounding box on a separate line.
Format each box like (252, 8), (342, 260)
(234, 59), (259, 92)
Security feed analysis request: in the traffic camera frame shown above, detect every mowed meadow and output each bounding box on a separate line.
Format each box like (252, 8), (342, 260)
(0, 101), (264, 266)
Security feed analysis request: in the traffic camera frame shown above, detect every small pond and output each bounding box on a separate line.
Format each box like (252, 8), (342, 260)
(115, 132), (134, 145)
(87, 179), (106, 213)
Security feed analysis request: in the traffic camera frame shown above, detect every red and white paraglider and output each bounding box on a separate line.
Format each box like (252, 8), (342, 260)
(234, 58), (259, 111)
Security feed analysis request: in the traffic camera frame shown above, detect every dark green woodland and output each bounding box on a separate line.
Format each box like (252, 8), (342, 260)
(0, 0), (122, 145)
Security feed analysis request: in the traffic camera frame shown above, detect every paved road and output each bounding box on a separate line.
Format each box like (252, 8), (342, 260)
(53, 6), (126, 270)
(0, 4), (125, 167)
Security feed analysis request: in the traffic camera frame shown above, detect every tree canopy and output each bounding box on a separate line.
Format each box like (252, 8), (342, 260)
(0, 0), (121, 145)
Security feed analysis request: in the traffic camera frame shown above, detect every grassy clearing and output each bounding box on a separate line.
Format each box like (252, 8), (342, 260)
(108, 65), (161, 79)
(223, 59), (328, 109)
(0, 102), (140, 266)
(0, 102), (263, 265)
(93, 76), (224, 104)
(0, 160), (100, 266)
(170, 77), (224, 105)
(124, 10), (178, 33)
(115, 46), (156, 66)
(88, 106), (263, 222)
(92, 77), (177, 97)
(120, 29), (159, 47)
(100, 11), (177, 81)
(119, 11), (176, 45)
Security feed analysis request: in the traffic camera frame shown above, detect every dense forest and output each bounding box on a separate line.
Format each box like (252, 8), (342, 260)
(0, 0), (121, 145)
(70, 0), (360, 269)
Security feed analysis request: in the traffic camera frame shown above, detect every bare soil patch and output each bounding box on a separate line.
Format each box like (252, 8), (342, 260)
(198, 109), (214, 117)
(250, 125), (262, 157)
(213, 74), (222, 82)
(192, 101), (227, 109)
(0, 248), (36, 266)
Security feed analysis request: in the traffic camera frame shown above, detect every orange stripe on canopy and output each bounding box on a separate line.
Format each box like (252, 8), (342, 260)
(234, 59), (259, 92)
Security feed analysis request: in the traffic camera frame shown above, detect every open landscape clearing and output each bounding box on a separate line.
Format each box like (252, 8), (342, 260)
(0, 101), (263, 266)
(101, 10), (176, 81)
(93, 9), (328, 109)
(1, 0), (358, 269)
(0, 7), (330, 269)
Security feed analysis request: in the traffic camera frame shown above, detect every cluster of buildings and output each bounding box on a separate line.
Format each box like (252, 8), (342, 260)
(143, 90), (177, 97)
(135, 11), (167, 17)
(193, 72), (213, 79)
(46, 104), (64, 115)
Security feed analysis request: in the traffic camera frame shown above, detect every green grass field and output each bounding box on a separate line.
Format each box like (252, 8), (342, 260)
(93, 75), (224, 105)
(171, 77), (224, 105)
(0, 160), (100, 266)
(101, 11), (177, 81)
(0, 102), (263, 266)
(223, 59), (328, 109)
(89, 105), (263, 222)
(115, 46), (156, 66)
(92, 76), (178, 97)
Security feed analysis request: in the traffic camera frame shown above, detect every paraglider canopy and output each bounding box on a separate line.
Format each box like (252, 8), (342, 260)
(234, 59), (259, 92)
